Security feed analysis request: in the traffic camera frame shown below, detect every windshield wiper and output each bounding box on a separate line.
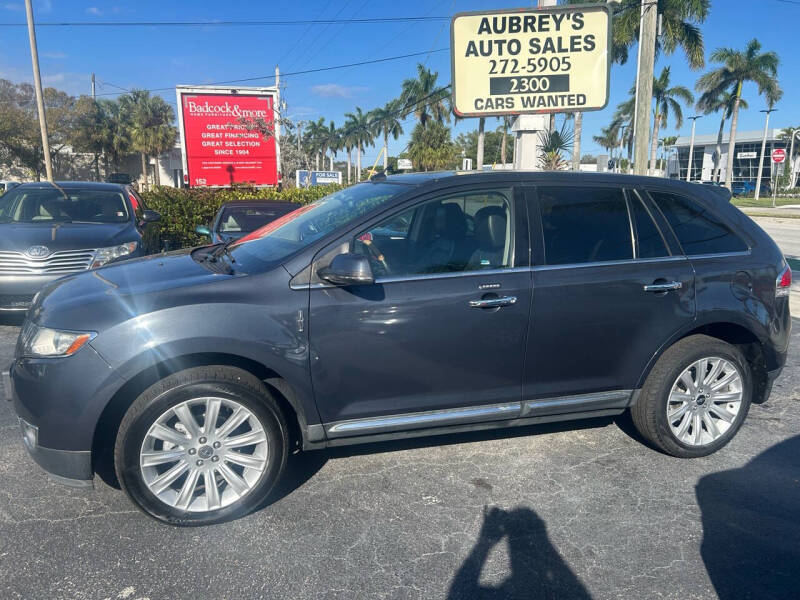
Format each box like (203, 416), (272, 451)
(190, 240), (236, 274)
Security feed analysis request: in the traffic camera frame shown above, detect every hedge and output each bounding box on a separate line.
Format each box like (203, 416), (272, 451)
(140, 184), (345, 250)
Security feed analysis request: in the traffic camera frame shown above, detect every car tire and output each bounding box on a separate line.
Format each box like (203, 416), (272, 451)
(114, 366), (288, 526)
(631, 335), (752, 458)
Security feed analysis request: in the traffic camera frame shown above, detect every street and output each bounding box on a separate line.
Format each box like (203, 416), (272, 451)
(0, 212), (798, 599)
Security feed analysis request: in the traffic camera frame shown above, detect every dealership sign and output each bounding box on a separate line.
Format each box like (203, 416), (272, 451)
(296, 170), (343, 187)
(450, 5), (611, 117)
(737, 151), (757, 160)
(176, 85), (280, 187)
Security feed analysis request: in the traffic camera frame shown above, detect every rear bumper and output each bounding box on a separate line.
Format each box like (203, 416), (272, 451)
(0, 274), (62, 310)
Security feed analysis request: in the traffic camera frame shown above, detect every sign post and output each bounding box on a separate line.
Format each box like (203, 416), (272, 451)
(772, 148), (786, 207)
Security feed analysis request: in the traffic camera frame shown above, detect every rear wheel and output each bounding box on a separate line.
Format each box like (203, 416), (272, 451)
(114, 366), (288, 525)
(632, 335), (752, 458)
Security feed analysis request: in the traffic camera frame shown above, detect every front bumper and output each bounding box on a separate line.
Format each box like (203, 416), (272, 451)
(0, 274), (62, 310)
(9, 343), (124, 486)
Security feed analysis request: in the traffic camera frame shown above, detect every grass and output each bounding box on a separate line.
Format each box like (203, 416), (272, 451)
(731, 197), (800, 208)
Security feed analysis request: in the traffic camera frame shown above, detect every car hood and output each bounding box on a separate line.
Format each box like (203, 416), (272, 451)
(30, 249), (250, 331)
(0, 222), (135, 252)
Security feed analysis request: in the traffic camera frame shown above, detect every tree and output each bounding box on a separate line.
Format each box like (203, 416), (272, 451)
(648, 66), (693, 175)
(408, 121), (457, 171)
(696, 39), (781, 189)
(344, 107), (373, 181)
(778, 126), (800, 188)
(304, 117), (326, 171)
(499, 116), (511, 165)
(400, 63), (450, 126)
(238, 113), (309, 184)
(70, 96), (112, 180)
(538, 122), (574, 171)
(572, 112), (583, 171)
(455, 128), (513, 168)
(696, 89), (748, 182)
(121, 90), (178, 189)
(570, 0), (710, 69)
(324, 120), (338, 171)
(369, 99), (404, 171)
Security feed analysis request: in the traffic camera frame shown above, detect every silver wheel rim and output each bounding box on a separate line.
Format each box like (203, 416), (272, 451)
(140, 397), (269, 513)
(666, 357), (743, 446)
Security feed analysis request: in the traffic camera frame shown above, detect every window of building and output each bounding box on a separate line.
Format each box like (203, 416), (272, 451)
(649, 191), (747, 255)
(538, 187), (633, 265)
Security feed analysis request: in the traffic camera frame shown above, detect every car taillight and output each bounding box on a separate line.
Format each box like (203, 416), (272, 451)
(776, 264), (792, 298)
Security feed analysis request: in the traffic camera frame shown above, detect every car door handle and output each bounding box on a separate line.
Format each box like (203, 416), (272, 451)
(469, 296), (517, 308)
(643, 281), (682, 293)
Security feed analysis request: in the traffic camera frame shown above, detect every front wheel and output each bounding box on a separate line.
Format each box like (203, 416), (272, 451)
(631, 335), (752, 458)
(114, 366), (288, 525)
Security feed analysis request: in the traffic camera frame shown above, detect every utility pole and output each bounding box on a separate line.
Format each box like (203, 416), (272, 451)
(24, 0), (53, 182)
(633, 0), (657, 176)
(512, 0), (556, 171)
(755, 108), (776, 201)
(685, 115), (700, 182)
(91, 72), (96, 99)
(476, 117), (485, 171)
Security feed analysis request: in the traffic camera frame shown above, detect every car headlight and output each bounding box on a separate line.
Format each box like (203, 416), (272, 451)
(21, 324), (96, 358)
(92, 241), (138, 268)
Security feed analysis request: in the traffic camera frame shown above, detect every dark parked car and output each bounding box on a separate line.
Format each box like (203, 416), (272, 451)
(0, 181), (160, 311)
(196, 200), (300, 244)
(6, 172), (791, 525)
(105, 173), (134, 185)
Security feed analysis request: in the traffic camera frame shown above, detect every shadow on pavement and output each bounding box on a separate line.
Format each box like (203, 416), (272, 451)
(697, 434), (800, 600)
(447, 505), (592, 600)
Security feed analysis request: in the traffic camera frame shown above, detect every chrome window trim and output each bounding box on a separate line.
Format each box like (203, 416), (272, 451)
(531, 255), (689, 272)
(683, 250), (752, 260)
(374, 266), (530, 285)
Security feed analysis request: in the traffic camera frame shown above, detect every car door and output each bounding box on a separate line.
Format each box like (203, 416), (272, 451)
(308, 184), (531, 437)
(523, 184), (696, 406)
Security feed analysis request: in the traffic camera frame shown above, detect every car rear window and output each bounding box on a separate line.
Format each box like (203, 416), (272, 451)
(218, 204), (297, 233)
(538, 186), (633, 265)
(648, 191), (747, 255)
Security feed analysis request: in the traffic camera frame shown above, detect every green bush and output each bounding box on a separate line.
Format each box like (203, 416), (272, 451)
(140, 184), (345, 250)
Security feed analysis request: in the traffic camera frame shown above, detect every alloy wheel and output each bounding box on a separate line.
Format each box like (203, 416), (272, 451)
(140, 397), (269, 512)
(666, 357), (743, 446)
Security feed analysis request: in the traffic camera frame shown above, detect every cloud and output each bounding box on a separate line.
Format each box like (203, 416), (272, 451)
(310, 83), (367, 98)
(42, 51), (68, 59)
(86, 6), (102, 15)
(2, 3), (23, 10)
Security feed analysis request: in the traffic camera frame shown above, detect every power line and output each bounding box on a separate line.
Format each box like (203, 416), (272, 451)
(92, 48), (450, 98)
(0, 16), (450, 28)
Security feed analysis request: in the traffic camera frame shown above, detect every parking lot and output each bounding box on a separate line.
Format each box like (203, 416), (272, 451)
(0, 215), (798, 600)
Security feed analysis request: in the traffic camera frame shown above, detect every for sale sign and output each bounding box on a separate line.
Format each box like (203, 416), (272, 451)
(450, 5), (611, 117)
(176, 86), (280, 187)
(772, 148), (786, 163)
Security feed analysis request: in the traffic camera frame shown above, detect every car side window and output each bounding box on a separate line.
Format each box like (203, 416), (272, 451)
(538, 186), (633, 265)
(629, 195), (670, 258)
(649, 191), (747, 255)
(353, 189), (514, 278)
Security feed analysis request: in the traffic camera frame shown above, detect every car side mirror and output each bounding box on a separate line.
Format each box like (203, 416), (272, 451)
(318, 253), (374, 286)
(142, 209), (161, 224)
(195, 224), (211, 237)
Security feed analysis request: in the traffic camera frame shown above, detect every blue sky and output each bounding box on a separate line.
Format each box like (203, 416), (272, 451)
(0, 0), (798, 163)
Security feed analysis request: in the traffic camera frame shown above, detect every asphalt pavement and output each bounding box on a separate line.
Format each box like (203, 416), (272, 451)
(0, 217), (798, 599)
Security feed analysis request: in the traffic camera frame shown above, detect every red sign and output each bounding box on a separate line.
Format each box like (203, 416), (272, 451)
(178, 91), (279, 187)
(772, 148), (786, 163)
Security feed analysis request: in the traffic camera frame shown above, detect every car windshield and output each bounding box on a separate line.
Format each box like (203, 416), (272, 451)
(226, 182), (405, 270)
(0, 187), (130, 224)
(217, 204), (298, 233)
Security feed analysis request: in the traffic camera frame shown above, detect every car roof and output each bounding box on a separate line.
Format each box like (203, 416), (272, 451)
(14, 180), (128, 191)
(219, 200), (298, 208)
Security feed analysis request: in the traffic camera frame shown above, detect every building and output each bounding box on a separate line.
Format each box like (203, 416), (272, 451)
(666, 128), (796, 186)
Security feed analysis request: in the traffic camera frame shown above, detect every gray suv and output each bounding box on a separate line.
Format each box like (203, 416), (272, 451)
(0, 181), (160, 310)
(6, 172), (791, 525)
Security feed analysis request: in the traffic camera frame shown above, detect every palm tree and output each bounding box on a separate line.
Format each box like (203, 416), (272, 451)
(369, 100), (404, 171)
(342, 116), (357, 184)
(569, 0), (710, 69)
(538, 122), (574, 171)
(476, 117), (485, 170)
(305, 118), (326, 171)
(696, 89), (748, 183)
(499, 116), (511, 165)
(572, 112), (583, 171)
(648, 66), (693, 175)
(696, 39), (781, 189)
(121, 90), (178, 189)
(344, 107), (373, 181)
(324, 120), (338, 171)
(400, 63), (450, 126)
